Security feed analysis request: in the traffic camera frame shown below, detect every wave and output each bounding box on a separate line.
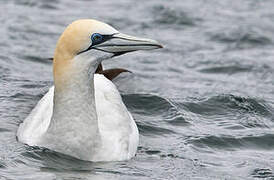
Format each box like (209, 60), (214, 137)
(182, 94), (274, 119)
(199, 64), (252, 74)
(123, 94), (189, 136)
(189, 133), (274, 151)
(151, 5), (198, 26)
(210, 28), (272, 49)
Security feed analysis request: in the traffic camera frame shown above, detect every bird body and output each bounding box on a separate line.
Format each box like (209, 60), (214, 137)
(17, 19), (162, 161)
(18, 74), (138, 161)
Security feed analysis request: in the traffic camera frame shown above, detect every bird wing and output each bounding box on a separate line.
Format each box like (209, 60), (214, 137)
(17, 74), (138, 159)
(17, 87), (54, 145)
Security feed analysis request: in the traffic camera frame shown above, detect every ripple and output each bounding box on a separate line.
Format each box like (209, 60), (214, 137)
(138, 146), (180, 159)
(123, 94), (172, 116)
(16, 0), (37, 7)
(165, 114), (187, 126)
(190, 134), (274, 150)
(20, 55), (52, 64)
(0, 65), (10, 77)
(152, 5), (197, 26)
(137, 122), (176, 137)
(144, 150), (161, 155)
(0, 161), (7, 169)
(10, 92), (34, 99)
(199, 64), (252, 74)
(123, 94), (189, 136)
(210, 28), (272, 49)
(138, 147), (161, 155)
(251, 168), (274, 178)
(22, 147), (93, 171)
(20, 83), (47, 89)
(181, 94), (274, 129)
(123, 94), (189, 126)
(0, 128), (10, 132)
(39, 3), (59, 10)
(9, 91), (44, 103)
(183, 94), (273, 118)
(16, 0), (59, 10)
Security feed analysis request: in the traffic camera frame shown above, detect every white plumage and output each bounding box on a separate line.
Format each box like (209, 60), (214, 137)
(17, 74), (139, 161)
(16, 19), (161, 161)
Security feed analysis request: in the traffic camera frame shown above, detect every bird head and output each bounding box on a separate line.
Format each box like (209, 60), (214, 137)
(53, 19), (162, 85)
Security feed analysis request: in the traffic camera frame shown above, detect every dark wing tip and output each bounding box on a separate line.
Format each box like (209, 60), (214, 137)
(98, 68), (131, 80)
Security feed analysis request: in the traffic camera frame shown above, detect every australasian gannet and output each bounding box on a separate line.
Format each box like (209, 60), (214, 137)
(17, 19), (162, 162)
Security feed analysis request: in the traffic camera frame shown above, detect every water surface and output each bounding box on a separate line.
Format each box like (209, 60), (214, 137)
(1, 0), (274, 179)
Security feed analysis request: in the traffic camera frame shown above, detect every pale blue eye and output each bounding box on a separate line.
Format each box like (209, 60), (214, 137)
(91, 33), (103, 45)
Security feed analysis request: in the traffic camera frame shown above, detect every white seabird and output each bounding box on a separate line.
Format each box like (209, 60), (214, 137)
(17, 19), (162, 162)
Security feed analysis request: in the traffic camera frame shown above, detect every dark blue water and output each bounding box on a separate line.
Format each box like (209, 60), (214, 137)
(1, 0), (274, 179)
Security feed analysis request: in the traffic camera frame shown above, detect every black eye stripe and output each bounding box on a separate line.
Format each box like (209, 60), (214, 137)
(77, 34), (115, 55)
(99, 35), (113, 44)
(92, 34), (114, 46)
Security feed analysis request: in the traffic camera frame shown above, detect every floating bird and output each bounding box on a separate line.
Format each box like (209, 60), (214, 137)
(17, 19), (162, 161)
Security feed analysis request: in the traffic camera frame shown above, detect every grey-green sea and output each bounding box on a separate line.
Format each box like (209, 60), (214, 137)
(1, 0), (274, 179)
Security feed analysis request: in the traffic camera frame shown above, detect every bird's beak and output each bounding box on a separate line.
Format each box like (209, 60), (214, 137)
(92, 33), (163, 56)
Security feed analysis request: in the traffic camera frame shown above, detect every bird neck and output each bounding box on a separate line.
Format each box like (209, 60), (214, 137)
(46, 54), (101, 156)
(52, 60), (98, 128)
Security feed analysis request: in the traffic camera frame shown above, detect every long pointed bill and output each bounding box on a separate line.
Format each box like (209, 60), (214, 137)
(92, 33), (163, 55)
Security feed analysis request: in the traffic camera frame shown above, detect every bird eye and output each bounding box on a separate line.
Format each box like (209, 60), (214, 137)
(91, 33), (103, 45)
